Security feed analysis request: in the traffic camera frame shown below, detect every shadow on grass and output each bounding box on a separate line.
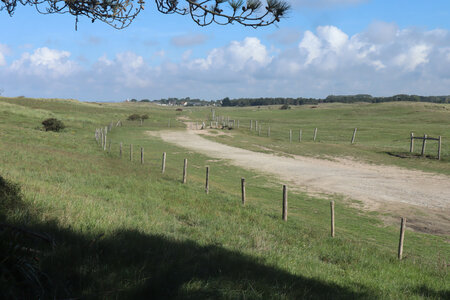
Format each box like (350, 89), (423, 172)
(1, 175), (445, 299)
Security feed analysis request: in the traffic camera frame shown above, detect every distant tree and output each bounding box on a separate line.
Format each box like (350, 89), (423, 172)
(280, 104), (290, 110)
(140, 99), (150, 102)
(130, 99), (138, 102)
(42, 118), (65, 132)
(221, 97), (231, 107)
(1, 0), (290, 30)
(141, 114), (149, 120)
(127, 114), (141, 120)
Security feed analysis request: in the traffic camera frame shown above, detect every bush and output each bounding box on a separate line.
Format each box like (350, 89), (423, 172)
(127, 114), (141, 121)
(141, 114), (149, 120)
(280, 104), (291, 110)
(42, 118), (65, 132)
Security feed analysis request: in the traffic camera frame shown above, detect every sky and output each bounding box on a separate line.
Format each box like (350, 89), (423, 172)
(0, 0), (449, 102)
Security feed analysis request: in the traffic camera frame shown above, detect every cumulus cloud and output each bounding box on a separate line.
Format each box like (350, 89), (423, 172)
(1, 23), (449, 101)
(170, 34), (209, 47)
(9, 47), (79, 77)
(0, 44), (11, 66)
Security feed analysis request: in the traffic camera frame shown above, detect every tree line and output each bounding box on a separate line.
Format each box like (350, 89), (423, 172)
(220, 94), (450, 107)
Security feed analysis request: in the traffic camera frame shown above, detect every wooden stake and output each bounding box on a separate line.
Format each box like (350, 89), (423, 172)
(103, 134), (107, 151)
(268, 127), (270, 137)
(161, 152), (166, 173)
(237, 120), (240, 128)
(183, 158), (187, 184)
(289, 130), (292, 143)
(313, 128), (318, 142)
(299, 129), (302, 142)
(250, 120), (253, 130)
(120, 142), (123, 158)
(205, 166), (210, 194)
(421, 134), (427, 156)
(241, 178), (246, 205)
(282, 185), (288, 221)
(410, 132), (414, 152)
(168, 119), (171, 128)
(398, 217), (406, 260)
(140, 147), (144, 164)
(351, 128), (357, 144)
(330, 201), (335, 237)
(438, 136), (442, 160)
(130, 144), (133, 161)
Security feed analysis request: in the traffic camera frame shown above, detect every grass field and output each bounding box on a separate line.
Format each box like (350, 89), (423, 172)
(0, 97), (449, 299)
(188, 102), (450, 175)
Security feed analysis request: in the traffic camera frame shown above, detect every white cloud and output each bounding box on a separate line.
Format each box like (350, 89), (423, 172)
(394, 44), (431, 71)
(0, 24), (449, 101)
(10, 47), (78, 77)
(0, 44), (11, 67)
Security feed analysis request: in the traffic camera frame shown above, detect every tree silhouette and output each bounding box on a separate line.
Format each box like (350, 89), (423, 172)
(1, 0), (290, 29)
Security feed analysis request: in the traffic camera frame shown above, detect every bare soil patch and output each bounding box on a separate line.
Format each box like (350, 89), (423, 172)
(148, 129), (450, 235)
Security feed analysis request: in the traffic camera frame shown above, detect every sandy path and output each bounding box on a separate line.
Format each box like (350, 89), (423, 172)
(150, 129), (450, 233)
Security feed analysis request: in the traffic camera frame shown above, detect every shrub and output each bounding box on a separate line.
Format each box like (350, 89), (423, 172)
(280, 104), (291, 110)
(141, 114), (149, 120)
(42, 118), (65, 132)
(127, 114), (141, 121)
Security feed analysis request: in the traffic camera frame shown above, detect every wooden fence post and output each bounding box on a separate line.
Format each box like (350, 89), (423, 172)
(205, 166), (210, 194)
(103, 134), (107, 151)
(268, 127), (270, 137)
(351, 128), (357, 144)
(141, 147), (144, 164)
(250, 120), (253, 131)
(168, 119), (171, 128)
(421, 134), (427, 156)
(101, 131), (104, 148)
(120, 142), (123, 158)
(330, 201), (335, 237)
(313, 128), (318, 142)
(183, 158), (187, 184)
(438, 136), (442, 160)
(241, 178), (246, 205)
(162, 152), (166, 173)
(255, 121), (258, 131)
(398, 217), (406, 260)
(289, 130), (292, 143)
(410, 132), (414, 152)
(237, 120), (240, 128)
(299, 129), (302, 142)
(130, 144), (133, 161)
(258, 126), (261, 136)
(282, 185), (288, 221)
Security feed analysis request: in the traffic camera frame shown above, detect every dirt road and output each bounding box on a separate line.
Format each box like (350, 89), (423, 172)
(150, 129), (450, 234)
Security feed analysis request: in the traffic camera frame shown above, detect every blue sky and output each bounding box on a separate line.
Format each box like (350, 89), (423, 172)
(1, 0), (449, 101)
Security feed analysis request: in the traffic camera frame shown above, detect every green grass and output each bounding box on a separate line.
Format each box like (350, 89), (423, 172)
(188, 102), (450, 175)
(0, 97), (449, 299)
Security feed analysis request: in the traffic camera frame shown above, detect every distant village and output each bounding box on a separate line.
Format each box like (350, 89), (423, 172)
(124, 97), (219, 107)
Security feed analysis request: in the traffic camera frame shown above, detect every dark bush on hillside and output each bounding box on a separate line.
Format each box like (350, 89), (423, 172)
(42, 118), (65, 132)
(127, 114), (141, 121)
(0, 175), (24, 219)
(141, 114), (149, 120)
(280, 104), (291, 110)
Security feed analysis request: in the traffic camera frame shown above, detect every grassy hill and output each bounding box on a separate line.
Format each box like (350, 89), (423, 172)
(0, 97), (448, 299)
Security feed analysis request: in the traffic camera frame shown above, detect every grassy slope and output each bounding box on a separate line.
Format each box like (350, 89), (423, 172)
(188, 102), (450, 175)
(0, 97), (448, 299)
